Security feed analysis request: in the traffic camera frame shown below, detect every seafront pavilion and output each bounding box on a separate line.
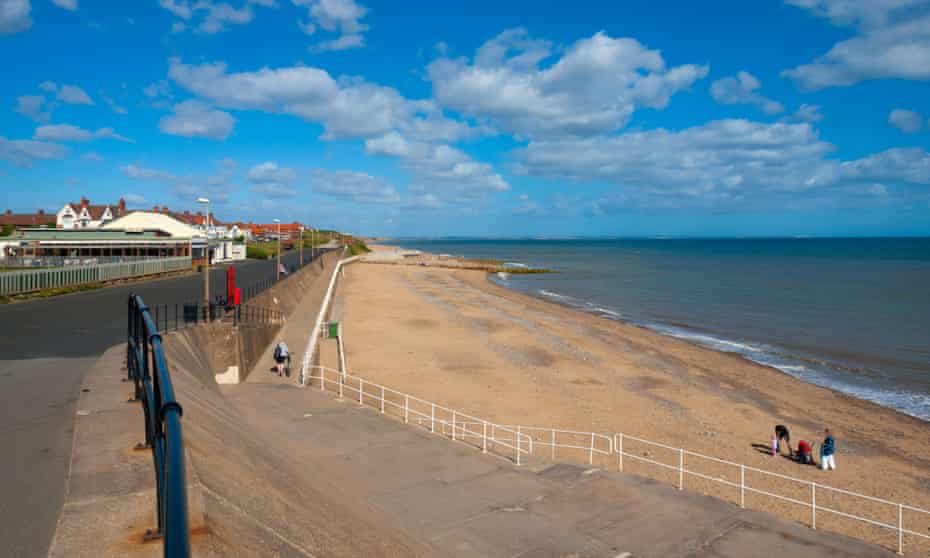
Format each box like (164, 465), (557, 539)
(3, 228), (197, 259)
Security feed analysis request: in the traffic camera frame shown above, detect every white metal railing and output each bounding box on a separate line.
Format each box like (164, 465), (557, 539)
(305, 366), (532, 466)
(298, 251), (355, 386)
(612, 433), (930, 555)
(0, 256), (191, 296)
(302, 363), (930, 555)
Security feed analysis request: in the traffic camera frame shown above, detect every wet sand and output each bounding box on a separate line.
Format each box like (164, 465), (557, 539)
(338, 247), (930, 551)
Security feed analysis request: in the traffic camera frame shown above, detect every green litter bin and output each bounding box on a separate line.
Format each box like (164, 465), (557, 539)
(328, 321), (340, 338)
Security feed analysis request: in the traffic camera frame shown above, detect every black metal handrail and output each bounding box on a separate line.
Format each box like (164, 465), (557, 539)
(127, 294), (191, 557)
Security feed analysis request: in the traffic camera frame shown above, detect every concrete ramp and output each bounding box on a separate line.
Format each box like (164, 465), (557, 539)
(49, 337), (433, 557)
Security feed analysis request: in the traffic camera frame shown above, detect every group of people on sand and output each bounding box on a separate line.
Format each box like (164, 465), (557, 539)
(772, 424), (836, 471)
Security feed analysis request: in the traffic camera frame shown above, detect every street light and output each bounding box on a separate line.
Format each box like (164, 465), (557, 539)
(299, 224), (304, 267)
(197, 197), (210, 321)
(274, 218), (281, 280)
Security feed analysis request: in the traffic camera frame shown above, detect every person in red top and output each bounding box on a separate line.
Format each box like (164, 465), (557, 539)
(796, 440), (813, 464)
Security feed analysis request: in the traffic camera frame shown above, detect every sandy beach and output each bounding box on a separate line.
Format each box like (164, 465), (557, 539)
(335, 245), (930, 550)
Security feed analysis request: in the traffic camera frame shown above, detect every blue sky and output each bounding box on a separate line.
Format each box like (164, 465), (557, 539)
(1, 0), (929, 237)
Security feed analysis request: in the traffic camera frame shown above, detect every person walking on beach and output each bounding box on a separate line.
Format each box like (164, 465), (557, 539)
(775, 424), (792, 457)
(820, 429), (836, 470)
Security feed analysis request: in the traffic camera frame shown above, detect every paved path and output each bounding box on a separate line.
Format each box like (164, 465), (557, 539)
(0, 249), (319, 558)
(224, 382), (894, 557)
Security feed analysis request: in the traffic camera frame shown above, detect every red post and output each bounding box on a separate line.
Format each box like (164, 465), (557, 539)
(225, 267), (236, 304)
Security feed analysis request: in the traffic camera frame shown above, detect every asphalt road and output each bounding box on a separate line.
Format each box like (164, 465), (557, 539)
(0, 248), (325, 558)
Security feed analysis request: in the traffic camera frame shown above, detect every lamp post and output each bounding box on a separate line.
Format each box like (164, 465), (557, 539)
(274, 218), (281, 280)
(197, 197), (210, 322)
(299, 225), (304, 267)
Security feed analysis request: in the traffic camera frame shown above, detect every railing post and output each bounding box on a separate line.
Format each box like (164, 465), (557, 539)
(811, 482), (817, 529)
(589, 432), (595, 465)
(483, 421), (488, 453)
(679, 448), (684, 490)
(740, 464), (745, 508)
(430, 403), (435, 433)
(404, 395), (409, 424)
(452, 411), (456, 441)
(617, 433), (623, 472)
(898, 503), (904, 555)
(515, 430), (521, 466)
(380, 386), (385, 414)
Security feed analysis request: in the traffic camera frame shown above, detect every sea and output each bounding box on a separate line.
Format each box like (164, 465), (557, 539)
(392, 238), (930, 421)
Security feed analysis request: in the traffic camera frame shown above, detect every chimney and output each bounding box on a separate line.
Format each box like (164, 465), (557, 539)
(152, 205), (160, 213)
(118, 197), (126, 213)
(38, 209), (45, 216)
(80, 196), (89, 208)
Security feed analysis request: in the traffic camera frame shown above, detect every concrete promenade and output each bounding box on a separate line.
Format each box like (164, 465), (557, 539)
(225, 381), (894, 557)
(0, 249), (311, 558)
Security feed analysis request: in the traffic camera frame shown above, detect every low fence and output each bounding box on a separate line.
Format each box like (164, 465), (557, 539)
(145, 301), (285, 333)
(302, 364), (930, 556)
(305, 366), (532, 466)
(126, 294), (190, 557)
(2, 255), (173, 268)
(0, 256), (191, 296)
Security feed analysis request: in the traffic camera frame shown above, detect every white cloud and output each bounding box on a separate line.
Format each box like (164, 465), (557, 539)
(888, 108), (924, 133)
(35, 124), (93, 141)
(34, 124), (132, 142)
(428, 29), (708, 139)
(14, 95), (50, 122)
(195, 1), (254, 34)
(51, 0), (77, 11)
(311, 168), (400, 204)
(710, 71), (784, 115)
(122, 193), (148, 205)
(121, 159), (238, 203)
(402, 193), (441, 210)
(309, 32), (363, 52)
(297, 19), (315, 34)
(247, 161), (297, 183)
(82, 151), (104, 162)
(56, 84), (93, 105)
(251, 183), (298, 198)
(783, 1), (930, 90)
(95, 127), (134, 142)
(0, 136), (68, 166)
(307, 0), (366, 33)
(160, 0), (277, 34)
(121, 164), (177, 181)
(841, 147), (930, 184)
(791, 103), (824, 122)
(517, 117), (930, 210)
(168, 58), (479, 142)
(366, 132), (508, 203)
(0, 0), (31, 34)
(159, 100), (236, 140)
(103, 96), (128, 115)
(159, 0), (192, 19)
